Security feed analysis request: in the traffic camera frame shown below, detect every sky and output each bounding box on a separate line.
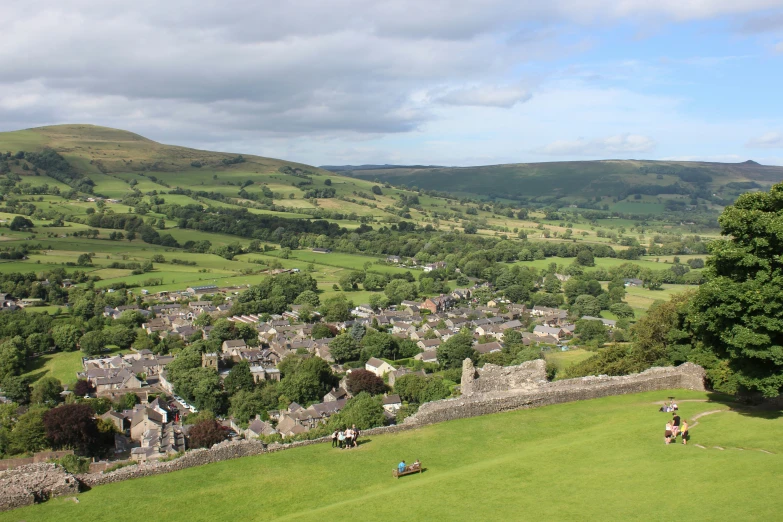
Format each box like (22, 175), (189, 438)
(2, 0), (783, 167)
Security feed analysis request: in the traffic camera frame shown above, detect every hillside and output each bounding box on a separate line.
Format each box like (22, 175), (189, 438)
(332, 159), (783, 206)
(2, 390), (781, 521)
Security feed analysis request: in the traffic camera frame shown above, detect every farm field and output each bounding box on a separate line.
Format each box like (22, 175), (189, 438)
(3, 390), (781, 521)
(544, 348), (595, 376)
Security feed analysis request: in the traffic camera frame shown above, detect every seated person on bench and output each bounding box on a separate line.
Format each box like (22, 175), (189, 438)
(410, 459), (421, 471)
(398, 461), (407, 473)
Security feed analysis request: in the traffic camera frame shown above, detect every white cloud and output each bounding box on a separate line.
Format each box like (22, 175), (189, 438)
(747, 132), (783, 148)
(536, 134), (656, 156)
(436, 85), (532, 108)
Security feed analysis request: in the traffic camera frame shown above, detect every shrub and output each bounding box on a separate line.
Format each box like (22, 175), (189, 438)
(189, 419), (228, 448)
(56, 454), (90, 474)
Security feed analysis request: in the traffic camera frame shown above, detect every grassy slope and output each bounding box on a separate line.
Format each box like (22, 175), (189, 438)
(3, 390), (781, 521)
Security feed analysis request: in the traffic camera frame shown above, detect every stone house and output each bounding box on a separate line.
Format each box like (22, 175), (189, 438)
(365, 357), (395, 377)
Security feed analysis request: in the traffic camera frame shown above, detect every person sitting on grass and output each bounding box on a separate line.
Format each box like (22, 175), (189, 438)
(665, 421), (673, 445)
(398, 460), (407, 473)
(680, 421), (689, 445)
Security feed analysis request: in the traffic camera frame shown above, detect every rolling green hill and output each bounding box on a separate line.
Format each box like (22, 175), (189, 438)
(331, 160), (783, 205)
(2, 390), (780, 521)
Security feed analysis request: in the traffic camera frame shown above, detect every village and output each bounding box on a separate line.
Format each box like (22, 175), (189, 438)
(75, 277), (619, 465)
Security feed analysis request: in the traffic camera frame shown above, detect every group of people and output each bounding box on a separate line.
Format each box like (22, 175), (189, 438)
(398, 459), (421, 473)
(331, 426), (360, 449)
(664, 412), (688, 445)
(659, 399), (679, 413)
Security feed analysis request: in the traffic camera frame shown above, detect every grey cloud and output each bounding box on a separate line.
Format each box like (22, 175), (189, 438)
(0, 0), (780, 146)
(436, 85), (532, 108)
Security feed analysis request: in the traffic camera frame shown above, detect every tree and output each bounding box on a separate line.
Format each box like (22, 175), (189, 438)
(105, 325), (135, 349)
(1, 376), (31, 404)
(463, 223), (478, 234)
(328, 392), (385, 430)
(576, 249), (595, 267)
(346, 369), (386, 395)
(571, 295), (601, 317)
(8, 406), (48, 454)
(688, 184), (783, 396)
(43, 404), (101, 455)
(279, 356), (337, 404)
(393, 374), (428, 402)
(329, 334), (361, 363)
(384, 279), (417, 305)
(609, 303), (635, 319)
(311, 323), (334, 340)
(362, 273), (386, 291)
(224, 361), (255, 395)
(575, 319), (609, 345)
(9, 216), (33, 231)
(368, 293), (389, 310)
(293, 290), (320, 307)
(73, 379), (94, 397)
(320, 294), (352, 322)
(31, 377), (63, 407)
(79, 330), (105, 355)
(0, 338), (24, 382)
(76, 253), (93, 266)
(117, 392), (139, 411)
(361, 330), (397, 360)
(503, 285), (529, 304)
(437, 333), (477, 369)
(189, 419), (228, 448)
(228, 389), (269, 427)
(371, 185), (382, 195)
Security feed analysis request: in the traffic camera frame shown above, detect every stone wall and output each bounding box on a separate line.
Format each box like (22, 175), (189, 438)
(406, 362), (706, 426)
(461, 358), (546, 396)
(0, 450), (74, 471)
(0, 463), (78, 511)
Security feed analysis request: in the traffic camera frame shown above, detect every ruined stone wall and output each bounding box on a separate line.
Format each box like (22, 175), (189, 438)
(0, 464), (78, 512)
(407, 362), (706, 426)
(461, 358), (547, 396)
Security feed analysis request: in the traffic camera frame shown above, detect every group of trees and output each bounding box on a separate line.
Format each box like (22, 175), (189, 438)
(566, 182), (783, 399)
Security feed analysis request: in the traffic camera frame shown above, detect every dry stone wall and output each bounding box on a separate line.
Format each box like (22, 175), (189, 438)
(461, 358), (547, 395)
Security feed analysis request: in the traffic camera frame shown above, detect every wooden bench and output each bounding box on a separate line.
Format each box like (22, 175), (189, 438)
(393, 465), (422, 478)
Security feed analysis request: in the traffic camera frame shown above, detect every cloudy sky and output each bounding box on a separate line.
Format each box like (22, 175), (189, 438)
(2, 0), (783, 166)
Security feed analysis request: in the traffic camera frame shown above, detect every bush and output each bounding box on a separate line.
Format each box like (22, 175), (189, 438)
(189, 419), (228, 448)
(56, 454), (90, 474)
(346, 369), (386, 395)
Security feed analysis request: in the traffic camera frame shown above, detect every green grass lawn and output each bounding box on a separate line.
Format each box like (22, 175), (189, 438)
(4, 390), (781, 521)
(21, 350), (86, 386)
(544, 348), (595, 375)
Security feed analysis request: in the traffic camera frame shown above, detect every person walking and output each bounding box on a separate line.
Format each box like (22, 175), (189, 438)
(665, 421), (673, 444)
(681, 420), (689, 445)
(352, 424), (359, 448)
(672, 412), (681, 438)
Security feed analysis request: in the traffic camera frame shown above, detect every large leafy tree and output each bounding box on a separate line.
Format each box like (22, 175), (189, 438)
(436, 333), (477, 369)
(346, 369), (386, 395)
(43, 404), (102, 456)
(689, 183), (783, 397)
(189, 419), (228, 448)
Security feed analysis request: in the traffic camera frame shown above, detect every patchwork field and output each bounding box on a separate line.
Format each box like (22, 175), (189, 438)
(3, 390), (780, 521)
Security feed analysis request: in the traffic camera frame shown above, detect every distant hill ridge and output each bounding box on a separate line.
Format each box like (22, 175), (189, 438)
(332, 158), (783, 202)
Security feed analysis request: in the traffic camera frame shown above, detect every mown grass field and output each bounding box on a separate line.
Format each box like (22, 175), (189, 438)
(2, 390), (780, 521)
